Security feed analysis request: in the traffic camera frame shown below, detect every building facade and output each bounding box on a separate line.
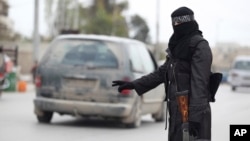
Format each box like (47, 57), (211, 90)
(0, 0), (14, 40)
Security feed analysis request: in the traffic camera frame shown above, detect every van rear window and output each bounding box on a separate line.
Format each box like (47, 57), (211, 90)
(46, 39), (120, 68)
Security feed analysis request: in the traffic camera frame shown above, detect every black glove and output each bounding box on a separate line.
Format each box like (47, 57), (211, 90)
(112, 80), (134, 92)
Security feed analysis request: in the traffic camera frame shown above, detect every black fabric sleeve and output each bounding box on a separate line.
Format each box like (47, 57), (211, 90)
(132, 59), (168, 95)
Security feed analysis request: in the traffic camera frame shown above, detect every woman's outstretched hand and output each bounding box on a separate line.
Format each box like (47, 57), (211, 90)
(112, 80), (134, 92)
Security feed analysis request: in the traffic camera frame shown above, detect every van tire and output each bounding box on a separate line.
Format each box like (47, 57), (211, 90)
(123, 98), (142, 128)
(232, 86), (237, 91)
(152, 102), (165, 122)
(37, 111), (53, 123)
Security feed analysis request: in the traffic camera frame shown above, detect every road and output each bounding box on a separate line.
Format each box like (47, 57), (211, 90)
(0, 83), (250, 141)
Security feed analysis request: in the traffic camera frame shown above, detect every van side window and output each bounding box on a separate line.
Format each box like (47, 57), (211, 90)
(137, 44), (155, 73)
(128, 44), (144, 73)
(46, 39), (119, 68)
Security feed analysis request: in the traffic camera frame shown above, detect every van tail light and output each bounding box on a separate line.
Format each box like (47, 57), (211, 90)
(0, 73), (4, 78)
(121, 89), (131, 95)
(35, 75), (42, 88)
(120, 76), (132, 96)
(0, 73), (4, 82)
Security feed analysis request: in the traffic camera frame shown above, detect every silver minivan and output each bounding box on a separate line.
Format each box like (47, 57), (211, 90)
(33, 34), (165, 128)
(228, 56), (250, 91)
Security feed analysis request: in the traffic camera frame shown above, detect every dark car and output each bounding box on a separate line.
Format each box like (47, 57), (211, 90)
(33, 34), (165, 128)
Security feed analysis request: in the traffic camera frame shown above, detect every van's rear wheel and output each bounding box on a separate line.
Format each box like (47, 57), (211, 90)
(123, 98), (142, 128)
(37, 111), (53, 123)
(232, 86), (237, 91)
(152, 102), (166, 122)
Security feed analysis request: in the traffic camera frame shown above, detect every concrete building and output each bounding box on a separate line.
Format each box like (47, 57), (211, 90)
(0, 0), (14, 40)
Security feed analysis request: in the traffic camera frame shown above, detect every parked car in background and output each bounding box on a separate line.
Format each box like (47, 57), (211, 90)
(33, 34), (165, 128)
(228, 56), (250, 91)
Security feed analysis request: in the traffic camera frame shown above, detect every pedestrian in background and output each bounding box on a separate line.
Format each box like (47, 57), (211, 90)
(31, 61), (38, 83)
(113, 6), (213, 141)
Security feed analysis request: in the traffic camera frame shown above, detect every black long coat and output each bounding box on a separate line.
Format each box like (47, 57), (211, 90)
(132, 35), (212, 141)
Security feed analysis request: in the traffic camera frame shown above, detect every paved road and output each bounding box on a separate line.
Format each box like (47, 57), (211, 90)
(0, 84), (250, 141)
(0, 84), (167, 141)
(211, 84), (250, 141)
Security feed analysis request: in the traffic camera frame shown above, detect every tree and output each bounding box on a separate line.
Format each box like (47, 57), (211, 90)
(44, 0), (150, 42)
(82, 0), (129, 37)
(45, 0), (81, 37)
(44, 0), (54, 36)
(130, 15), (151, 43)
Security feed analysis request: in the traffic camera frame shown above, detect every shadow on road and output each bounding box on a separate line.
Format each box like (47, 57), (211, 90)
(38, 117), (160, 129)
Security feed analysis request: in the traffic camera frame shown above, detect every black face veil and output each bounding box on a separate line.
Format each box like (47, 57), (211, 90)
(168, 7), (202, 60)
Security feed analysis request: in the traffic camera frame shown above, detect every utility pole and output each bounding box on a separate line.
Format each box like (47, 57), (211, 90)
(155, 0), (160, 61)
(33, 0), (40, 62)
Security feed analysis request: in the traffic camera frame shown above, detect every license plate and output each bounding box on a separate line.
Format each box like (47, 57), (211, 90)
(64, 78), (97, 89)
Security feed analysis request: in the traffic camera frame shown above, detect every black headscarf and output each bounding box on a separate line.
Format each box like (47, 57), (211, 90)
(168, 7), (202, 60)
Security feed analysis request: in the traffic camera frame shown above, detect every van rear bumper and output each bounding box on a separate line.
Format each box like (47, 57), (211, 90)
(34, 97), (133, 118)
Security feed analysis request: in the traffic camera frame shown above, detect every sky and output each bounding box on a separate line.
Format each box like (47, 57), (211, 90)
(8, 0), (250, 47)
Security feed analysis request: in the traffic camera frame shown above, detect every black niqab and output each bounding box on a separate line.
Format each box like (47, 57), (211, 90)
(168, 21), (202, 60)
